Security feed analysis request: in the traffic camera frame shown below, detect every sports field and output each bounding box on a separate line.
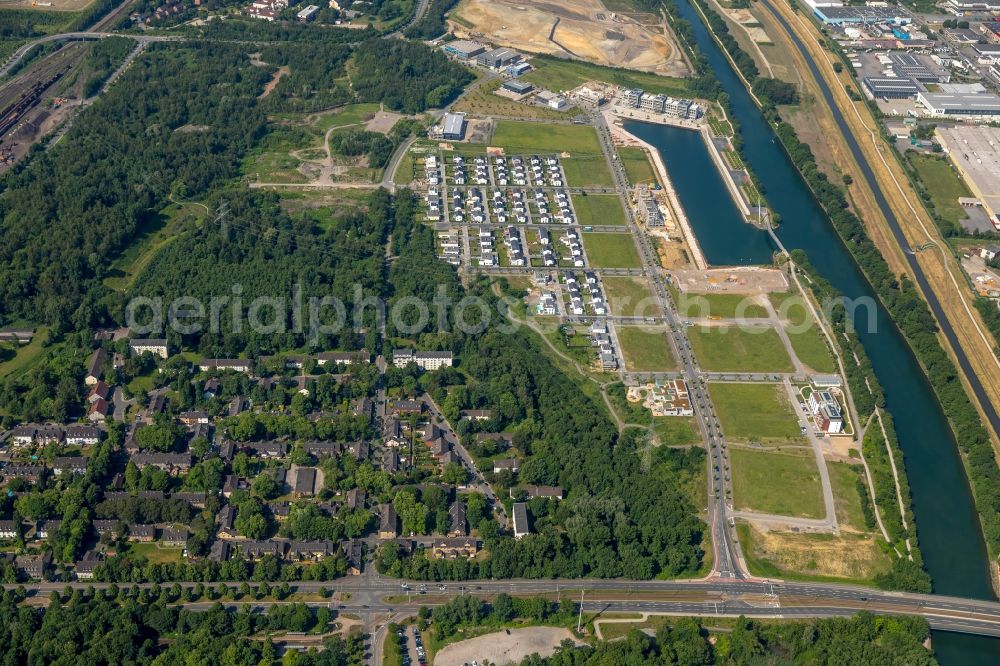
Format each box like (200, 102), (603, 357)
(687, 326), (794, 373)
(617, 326), (676, 371)
(708, 382), (802, 442)
(491, 120), (603, 154)
(583, 233), (642, 268)
(730, 448), (824, 519)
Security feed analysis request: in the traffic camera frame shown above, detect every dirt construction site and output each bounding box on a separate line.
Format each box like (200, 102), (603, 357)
(451, 0), (689, 77)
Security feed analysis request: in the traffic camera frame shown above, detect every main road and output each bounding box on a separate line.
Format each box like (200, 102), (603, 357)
(589, 105), (746, 580)
(11, 575), (1000, 637)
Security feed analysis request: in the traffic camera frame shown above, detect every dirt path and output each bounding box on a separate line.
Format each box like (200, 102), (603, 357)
(258, 66), (289, 100)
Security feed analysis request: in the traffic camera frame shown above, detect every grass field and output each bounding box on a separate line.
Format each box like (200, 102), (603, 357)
(730, 448), (824, 519)
(736, 522), (890, 584)
(687, 326), (794, 373)
(617, 326), (676, 371)
(129, 542), (184, 565)
(313, 103), (381, 133)
(708, 382), (802, 442)
(619, 146), (657, 186)
(572, 194), (626, 227)
(0, 327), (49, 379)
(452, 78), (572, 120)
(768, 291), (810, 326)
(785, 324), (836, 374)
(582, 233), (642, 268)
(673, 289), (767, 319)
(653, 416), (700, 446)
(522, 55), (691, 99)
(561, 155), (615, 188)
(907, 153), (971, 230)
(491, 120), (603, 155)
(828, 461), (869, 532)
(602, 277), (660, 317)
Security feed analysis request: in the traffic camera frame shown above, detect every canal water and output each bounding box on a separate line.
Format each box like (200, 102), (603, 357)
(625, 0), (1000, 662)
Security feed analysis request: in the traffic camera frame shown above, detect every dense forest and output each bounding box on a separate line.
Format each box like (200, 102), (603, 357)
(127, 188), (392, 356)
(403, 0), (458, 40)
(0, 37), (470, 336)
(0, 43), (271, 332)
(82, 36), (136, 98)
(350, 40), (474, 113)
(0, 589), (361, 664)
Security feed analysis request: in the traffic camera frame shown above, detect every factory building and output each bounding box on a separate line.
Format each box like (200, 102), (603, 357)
(442, 40), (486, 60)
(917, 92), (1000, 117)
(862, 77), (920, 100)
(441, 113), (466, 141)
(477, 48), (521, 69)
(501, 79), (533, 95)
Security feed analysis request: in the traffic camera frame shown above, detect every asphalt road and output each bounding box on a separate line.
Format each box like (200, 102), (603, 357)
(590, 106), (744, 580)
(14, 576), (1000, 637)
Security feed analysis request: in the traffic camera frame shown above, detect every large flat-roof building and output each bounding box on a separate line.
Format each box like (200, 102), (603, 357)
(862, 77), (920, 100)
(441, 113), (466, 141)
(442, 40), (485, 60)
(888, 53), (948, 84)
(477, 47), (521, 69)
(935, 125), (1000, 225)
(812, 5), (910, 24)
(501, 79), (533, 95)
(512, 502), (530, 539)
(917, 92), (1000, 118)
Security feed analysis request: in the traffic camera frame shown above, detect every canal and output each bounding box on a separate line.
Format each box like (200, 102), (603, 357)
(625, 0), (1000, 662)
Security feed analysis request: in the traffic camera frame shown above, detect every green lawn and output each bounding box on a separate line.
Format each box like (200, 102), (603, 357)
(573, 194), (626, 227)
(653, 416), (700, 446)
(829, 461), (870, 532)
(583, 233), (642, 268)
(730, 448), (825, 519)
(785, 324), (836, 374)
(561, 155), (615, 188)
(673, 289), (767, 319)
(602, 277), (660, 317)
(768, 291), (810, 326)
(0, 327), (49, 379)
(522, 54), (691, 99)
(908, 153), (972, 231)
(708, 382), (802, 442)
(617, 326), (676, 371)
(129, 542), (184, 565)
(619, 146), (657, 186)
(491, 120), (603, 154)
(687, 326), (794, 373)
(313, 103), (381, 133)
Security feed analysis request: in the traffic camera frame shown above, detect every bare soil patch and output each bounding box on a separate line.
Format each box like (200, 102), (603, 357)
(434, 627), (582, 666)
(451, 0), (688, 77)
